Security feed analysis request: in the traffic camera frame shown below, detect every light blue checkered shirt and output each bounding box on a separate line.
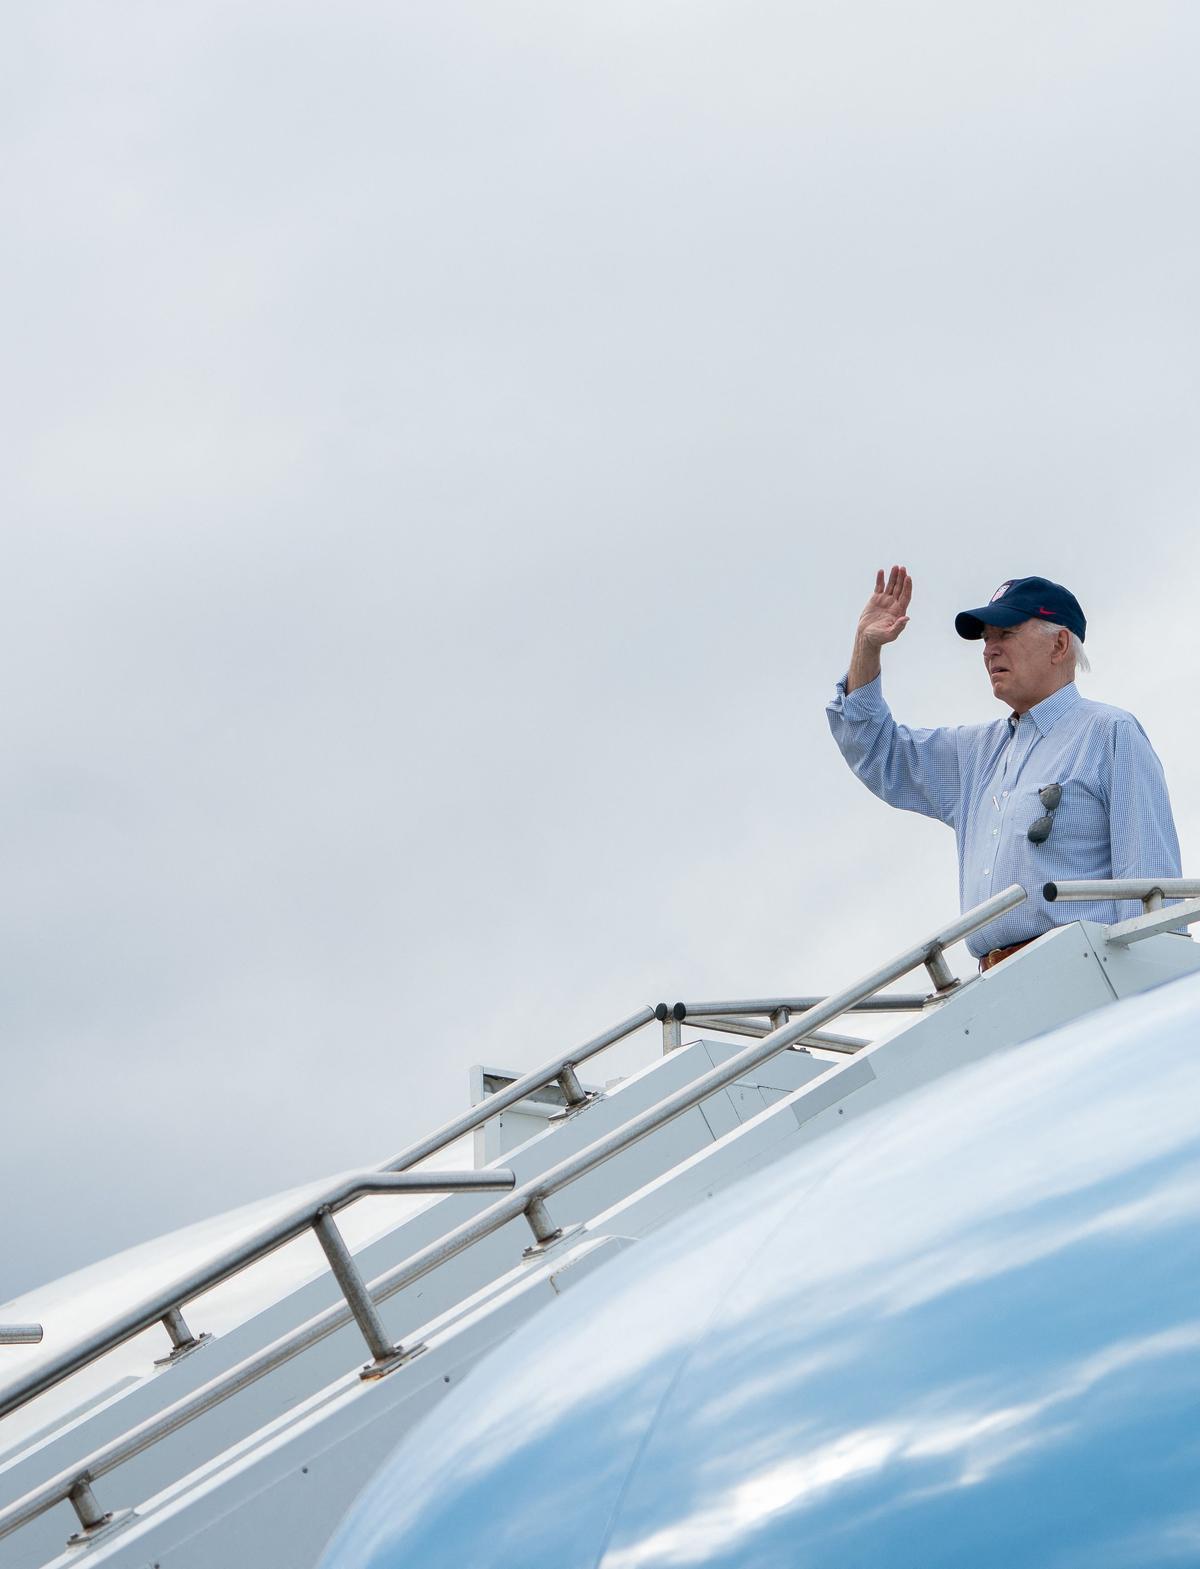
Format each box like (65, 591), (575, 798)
(826, 675), (1182, 957)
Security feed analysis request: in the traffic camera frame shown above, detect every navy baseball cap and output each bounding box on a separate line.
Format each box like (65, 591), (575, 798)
(955, 576), (1086, 642)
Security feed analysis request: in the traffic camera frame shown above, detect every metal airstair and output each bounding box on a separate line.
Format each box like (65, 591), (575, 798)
(3, 878), (1199, 1569)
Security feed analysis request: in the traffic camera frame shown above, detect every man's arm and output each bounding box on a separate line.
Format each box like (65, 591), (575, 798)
(827, 566), (960, 826)
(846, 565), (912, 692)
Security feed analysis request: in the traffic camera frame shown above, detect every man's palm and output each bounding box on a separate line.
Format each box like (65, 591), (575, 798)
(858, 566), (912, 647)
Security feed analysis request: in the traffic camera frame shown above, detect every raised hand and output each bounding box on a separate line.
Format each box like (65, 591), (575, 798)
(857, 565), (912, 648)
(846, 565), (912, 692)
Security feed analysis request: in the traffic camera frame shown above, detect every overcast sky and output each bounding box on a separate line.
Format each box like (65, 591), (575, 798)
(4, 0), (1200, 1308)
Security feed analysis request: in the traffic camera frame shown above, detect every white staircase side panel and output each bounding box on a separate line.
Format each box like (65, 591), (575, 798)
(1084, 923), (1199, 996)
(582, 922), (1126, 1241)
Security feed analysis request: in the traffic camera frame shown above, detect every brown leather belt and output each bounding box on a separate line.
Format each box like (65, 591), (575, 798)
(979, 939), (1036, 973)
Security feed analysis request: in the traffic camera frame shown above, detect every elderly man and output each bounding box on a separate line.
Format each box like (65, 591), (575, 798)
(827, 568), (1182, 969)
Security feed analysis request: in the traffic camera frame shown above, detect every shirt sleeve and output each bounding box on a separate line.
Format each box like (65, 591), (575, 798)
(826, 673), (960, 827)
(1107, 719), (1183, 919)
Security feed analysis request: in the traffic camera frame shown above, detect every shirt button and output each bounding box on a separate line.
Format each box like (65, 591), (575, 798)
(992, 829), (998, 836)
(983, 868), (991, 875)
(1002, 790), (1008, 797)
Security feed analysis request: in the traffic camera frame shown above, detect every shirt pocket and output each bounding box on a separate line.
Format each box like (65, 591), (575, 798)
(1015, 777), (1103, 864)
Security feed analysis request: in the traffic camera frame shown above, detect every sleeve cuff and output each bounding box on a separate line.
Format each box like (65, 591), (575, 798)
(829, 672), (887, 718)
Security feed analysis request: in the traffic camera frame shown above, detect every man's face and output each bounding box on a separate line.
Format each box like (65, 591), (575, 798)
(981, 619), (1063, 713)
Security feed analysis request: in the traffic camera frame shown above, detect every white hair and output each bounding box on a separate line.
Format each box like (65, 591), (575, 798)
(1030, 619), (1090, 675)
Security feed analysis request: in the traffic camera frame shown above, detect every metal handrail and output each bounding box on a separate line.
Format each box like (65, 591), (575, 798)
(673, 995), (928, 1016)
(657, 995), (929, 1049)
(0, 1327), (42, 1347)
(0, 988), (925, 1423)
(0, 884), (1025, 1547)
(0, 1008), (662, 1424)
(377, 1007), (659, 1171)
(685, 1016), (870, 1050)
(1045, 878), (1200, 906)
(0, 1170), (514, 1424)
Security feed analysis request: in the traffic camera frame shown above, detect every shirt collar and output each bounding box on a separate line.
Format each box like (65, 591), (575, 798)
(1010, 681), (1081, 737)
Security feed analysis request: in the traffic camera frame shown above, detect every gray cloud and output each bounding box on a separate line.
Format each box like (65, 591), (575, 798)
(4, 0), (1200, 1303)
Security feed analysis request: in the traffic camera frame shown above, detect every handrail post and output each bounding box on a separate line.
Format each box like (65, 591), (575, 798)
(523, 1196), (562, 1248)
(770, 1006), (790, 1031)
(923, 944), (959, 993)
(555, 1064), (588, 1108)
(657, 1002), (684, 1053)
(67, 1477), (109, 1536)
(154, 1305), (209, 1366)
(161, 1307), (199, 1354)
(311, 1208), (400, 1369)
(1144, 887), (1164, 912)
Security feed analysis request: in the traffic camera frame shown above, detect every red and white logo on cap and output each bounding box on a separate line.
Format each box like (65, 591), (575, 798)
(989, 581), (1013, 603)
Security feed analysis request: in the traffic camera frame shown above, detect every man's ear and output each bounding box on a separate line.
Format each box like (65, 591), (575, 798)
(1053, 629), (1070, 664)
